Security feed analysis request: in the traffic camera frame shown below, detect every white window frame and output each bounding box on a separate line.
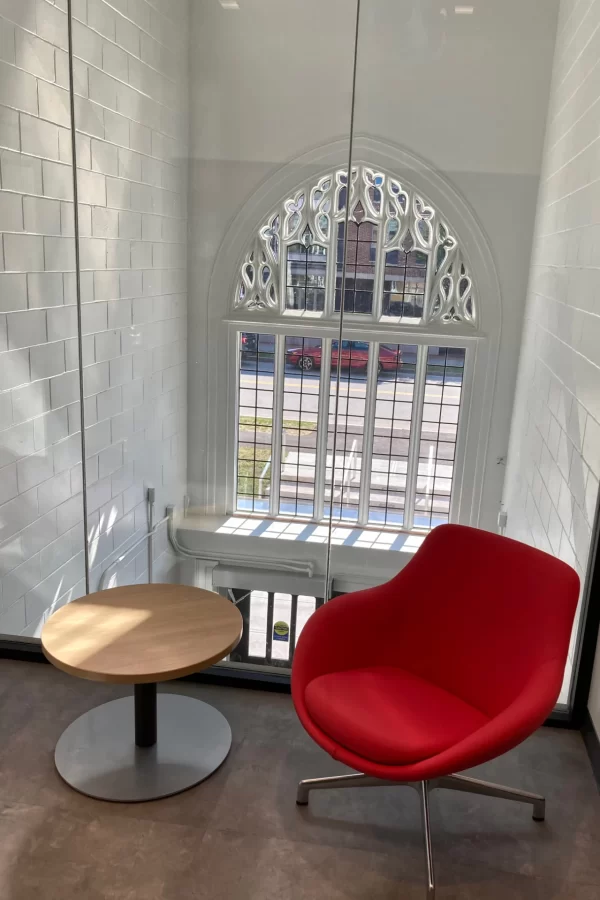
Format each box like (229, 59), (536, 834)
(226, 321), (476, 533)
(200, 140), (501, 538)
(234, 163), (477, 329)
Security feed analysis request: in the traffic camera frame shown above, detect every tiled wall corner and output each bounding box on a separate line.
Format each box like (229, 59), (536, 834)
(504, 0), (600, 696)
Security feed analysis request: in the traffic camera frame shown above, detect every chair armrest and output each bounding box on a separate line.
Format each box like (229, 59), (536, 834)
(292, 581), (396, 691)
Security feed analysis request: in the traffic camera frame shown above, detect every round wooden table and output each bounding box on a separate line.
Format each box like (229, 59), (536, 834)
(41, 584), (242, 803)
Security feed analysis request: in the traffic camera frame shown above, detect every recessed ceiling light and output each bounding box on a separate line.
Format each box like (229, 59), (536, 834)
(220, 0), (240, 8)
(455, 5), (474, 12)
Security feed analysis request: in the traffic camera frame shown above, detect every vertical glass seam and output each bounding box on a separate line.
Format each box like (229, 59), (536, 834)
(67, 0), (90, 594)
(324, 0), (362, 598)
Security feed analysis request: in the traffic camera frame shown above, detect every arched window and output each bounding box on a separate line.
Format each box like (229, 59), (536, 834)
(223, 163), (486, 533)
(235, 165), (477, 326)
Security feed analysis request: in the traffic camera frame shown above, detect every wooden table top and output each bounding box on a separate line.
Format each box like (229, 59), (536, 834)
(41, 584), (243, 685)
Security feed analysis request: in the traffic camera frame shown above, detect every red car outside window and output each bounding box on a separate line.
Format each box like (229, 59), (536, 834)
(286, 341), (401, 373)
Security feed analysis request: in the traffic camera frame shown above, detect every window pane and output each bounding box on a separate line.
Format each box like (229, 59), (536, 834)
(335, 220), (377, 314)
(286, 242), (327, 312)
(295, 595), (317, 643)
(382, 248), (427, 321)
(280, 337), (322, 517)
(230, 589), (320, 670)
(248, 590), (268, 658)
(368, 344), (417, 526)
(414, 347), (466, 529)
(325, 342), (368, 522)
(237, 333), (275, 512)
(237, 335), (466, 535)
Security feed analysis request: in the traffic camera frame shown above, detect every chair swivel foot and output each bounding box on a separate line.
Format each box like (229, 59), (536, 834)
(295, 772), (386, 806)
(296, 782), (310, 805)
(438, 773), (546, 825)
(532, 798), (546, 822)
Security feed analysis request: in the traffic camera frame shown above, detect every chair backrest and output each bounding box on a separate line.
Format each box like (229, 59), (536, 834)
(380, 525), (580, 717)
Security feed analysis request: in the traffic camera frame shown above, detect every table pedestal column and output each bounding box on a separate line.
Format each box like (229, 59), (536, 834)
(135, 683), (157, 747)
(54, 690), (232, 802)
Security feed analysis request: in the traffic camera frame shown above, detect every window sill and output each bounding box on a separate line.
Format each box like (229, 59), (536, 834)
(176, 513), (424, 594)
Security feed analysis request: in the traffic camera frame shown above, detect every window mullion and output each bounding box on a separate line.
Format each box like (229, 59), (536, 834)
(422, 218), (436, 323)
(357, 342), (379, 526)
(404, 345), (428, 530)
(325, 221), (339, 317)
(279, 225), (287, 313)
(270, 335), (285, 517)
(372, 217), (386, 322)
(313, 339), (331, 521)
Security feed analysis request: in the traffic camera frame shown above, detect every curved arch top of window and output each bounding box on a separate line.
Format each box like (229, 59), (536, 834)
(234, 163), (477, 328)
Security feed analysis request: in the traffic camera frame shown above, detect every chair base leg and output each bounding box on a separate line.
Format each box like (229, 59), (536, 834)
(296, 772), (401, 805)
(436, 773), (546, 822)
(296, 770), (546, 898)
(420, 781), (436, 897)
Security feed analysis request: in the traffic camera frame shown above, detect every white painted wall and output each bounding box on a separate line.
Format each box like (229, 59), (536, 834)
(0, 0), (189, 637)
(503, 0), (600, 729)
(187, 0), (560, 534)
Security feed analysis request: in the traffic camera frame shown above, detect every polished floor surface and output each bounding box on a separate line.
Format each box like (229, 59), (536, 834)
(0, 659), (599, 898)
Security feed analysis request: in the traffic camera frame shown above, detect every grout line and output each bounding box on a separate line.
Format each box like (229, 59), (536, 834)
(554, 0), (600, 90)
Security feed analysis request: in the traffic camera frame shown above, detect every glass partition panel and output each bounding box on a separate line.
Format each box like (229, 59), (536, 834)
(0, 1), (85, 638)
(330, 0), (590, 717)
(1, 0), (591, 718)
(64, 0), (355, 675)
(71, 0), (190, 593)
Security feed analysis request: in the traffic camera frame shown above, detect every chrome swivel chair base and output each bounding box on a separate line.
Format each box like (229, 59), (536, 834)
(296, 772), (545, 898)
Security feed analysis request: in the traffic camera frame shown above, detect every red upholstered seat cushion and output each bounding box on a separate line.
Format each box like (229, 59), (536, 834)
(304, 666), (490, 766)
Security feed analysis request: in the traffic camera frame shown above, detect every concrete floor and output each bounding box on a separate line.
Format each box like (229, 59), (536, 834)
(0, 659), (599, 899)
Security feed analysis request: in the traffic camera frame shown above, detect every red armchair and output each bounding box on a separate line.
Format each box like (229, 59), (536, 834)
(292, 525), (580, 897)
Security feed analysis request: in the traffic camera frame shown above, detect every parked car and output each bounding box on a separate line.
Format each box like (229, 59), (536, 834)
(286, 340), (401, 374)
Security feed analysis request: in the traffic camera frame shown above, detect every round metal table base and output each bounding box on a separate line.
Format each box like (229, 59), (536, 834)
(55, 694), (232, 802)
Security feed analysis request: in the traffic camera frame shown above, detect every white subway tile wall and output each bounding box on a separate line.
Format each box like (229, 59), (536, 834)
(0, 0), (189, 636)
(504, 0), (600, 695)
(0, 0), (84, 636)
(75, 0), (189, 597)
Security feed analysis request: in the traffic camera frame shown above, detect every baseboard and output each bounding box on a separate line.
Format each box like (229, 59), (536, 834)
(0, 639), (49, 663)
(184, 667), (291, 693)
(582, 711), (600, 791)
